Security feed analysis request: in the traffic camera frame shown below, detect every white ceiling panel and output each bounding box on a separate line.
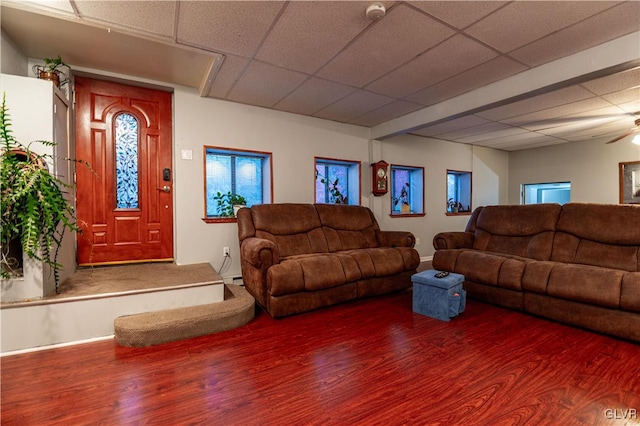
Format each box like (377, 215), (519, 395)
(413, 115), (493, 137)
(273, 77), (358, 116)
(176, 1), (284, 56)
(408, 1), (507, 30)
(465, 1), (618, 53)
(509, 1), (640, 67)
(227, 60), (308, 108)
(476, 85), (597, 121)
(365, 34), (498, 98)
(581, 66), (640, 95)
(348, 100), (423, 127)
(313, 90), (395, 123)
(405, 56), (528, 107)
(316, 3), (455, 87)
(74, 1), (177, 39)
(255, 1), (374, 74)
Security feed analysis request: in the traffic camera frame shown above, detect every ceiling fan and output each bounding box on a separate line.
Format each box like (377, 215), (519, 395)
(605, 114), (640, 145)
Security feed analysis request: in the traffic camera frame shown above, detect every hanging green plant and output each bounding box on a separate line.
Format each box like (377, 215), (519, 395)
(0, 94), (83, 289)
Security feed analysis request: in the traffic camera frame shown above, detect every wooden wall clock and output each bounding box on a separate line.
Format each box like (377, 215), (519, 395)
(372, 160), (389, 196)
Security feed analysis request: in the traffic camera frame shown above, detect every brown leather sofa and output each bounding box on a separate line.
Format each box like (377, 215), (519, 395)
(237, 203), (420, 317)
(433, 203), (640, 342)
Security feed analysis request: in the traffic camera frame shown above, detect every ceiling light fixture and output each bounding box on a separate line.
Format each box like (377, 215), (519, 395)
(366, 3), (386, 20)
(632, 134), (640, 145)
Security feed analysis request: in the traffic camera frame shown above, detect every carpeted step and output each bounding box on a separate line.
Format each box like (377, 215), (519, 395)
(114, 284), (254, 347)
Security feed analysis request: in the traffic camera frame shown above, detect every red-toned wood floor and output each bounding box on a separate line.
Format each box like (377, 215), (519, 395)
(2, 289), (639, 425)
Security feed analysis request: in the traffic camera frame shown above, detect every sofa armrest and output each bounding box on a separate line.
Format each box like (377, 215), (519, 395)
(376, 230), (416, 248)
(433, 232), (474, 250)
(241, 237), (279, 267)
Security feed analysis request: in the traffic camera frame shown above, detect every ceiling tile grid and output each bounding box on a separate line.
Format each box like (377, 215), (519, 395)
(2, 0), (639, 151)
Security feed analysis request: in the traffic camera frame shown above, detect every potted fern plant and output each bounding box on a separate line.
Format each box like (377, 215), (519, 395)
(1, 95), (81, 290)
(32, 55), (69, 88)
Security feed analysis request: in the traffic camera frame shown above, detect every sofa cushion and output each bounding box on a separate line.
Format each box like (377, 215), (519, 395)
(315, 204), (380, 251)
(472, 204), (560, 260)
(267, 254), (362, 296)
(251, 204), (329, 258)
(339, 247), (417, 278)
(621, 272), (640, 313)
(552, 203), (640, 271)
(453, 250), (528, 291)
(547, 263), (623, 309)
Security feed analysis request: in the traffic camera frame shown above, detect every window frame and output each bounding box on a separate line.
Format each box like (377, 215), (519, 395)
(202, 145), (273, 223)
(446, 169), (472, 216)
(389, 164), (425, 217)
(521, 181), (571, 205)
(314, 156), (361, 206)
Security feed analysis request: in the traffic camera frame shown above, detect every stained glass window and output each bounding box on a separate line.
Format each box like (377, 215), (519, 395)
(115, 113), (139, 209)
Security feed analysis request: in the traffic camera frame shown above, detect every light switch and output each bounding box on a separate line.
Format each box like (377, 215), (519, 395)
(181, 149), (193, 160)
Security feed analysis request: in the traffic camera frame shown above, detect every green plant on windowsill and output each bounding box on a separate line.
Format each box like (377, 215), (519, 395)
(393, 183), (411, 214)
(213, 191), (247, 217)
(448, 198), (463, 213)
(316, 171), (348, 204)
(0, 94), (83, 289)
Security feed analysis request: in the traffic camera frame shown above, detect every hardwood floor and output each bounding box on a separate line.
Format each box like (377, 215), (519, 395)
(2, 289), (639, 425)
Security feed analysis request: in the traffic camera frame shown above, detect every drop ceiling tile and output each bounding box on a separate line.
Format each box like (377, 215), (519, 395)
(601, 87), (640, 105)
(455, 126), (529, 144)
(501, 97), (613, 128)
(405, 56), (528, 106)
(255, 1), (374, 74)
(208, 54), (250, 99)
(74, 1), (176, 38)
(409, 1), (507, 29)
(443, 122), (520, 142)
(414, 115), (492, 137)
(477, 132), (560, 148)
(476, 85), (597, 121)
(484, 136), (567, 151)
(348, 100), (424, 127)
(227, 61), (309, 108)
(618, 100), (640, 113)
(313, 90), (395, 123)
(581, 67), (640, 95)
(509, 2), (640, 67)
(366, 34), (498, 98)
(273, 77), (358, 116)
(8, 0), (75, 14)
(176, 1), (284, 56)
(316, 3), (455, 87)
(464, 1), (618, 53)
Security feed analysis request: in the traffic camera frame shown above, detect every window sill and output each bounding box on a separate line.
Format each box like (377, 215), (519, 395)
(445, 212), (471, 216)
(202, 217), (237, 223)
(390, 213), (426, 218)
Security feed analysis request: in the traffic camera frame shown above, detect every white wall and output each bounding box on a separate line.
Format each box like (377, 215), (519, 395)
(376, 134), (509, 259)
(508, 138), (640, 204)
(173, 87), (371, 277)
(1, 30), (28, 76)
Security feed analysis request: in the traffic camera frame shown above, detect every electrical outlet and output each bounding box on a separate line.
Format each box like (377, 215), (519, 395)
(415, 238), (420, 245)
(223, 246), (230, 257)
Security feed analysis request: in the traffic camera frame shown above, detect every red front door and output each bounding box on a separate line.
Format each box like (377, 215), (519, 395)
(75, 77), (173, 265)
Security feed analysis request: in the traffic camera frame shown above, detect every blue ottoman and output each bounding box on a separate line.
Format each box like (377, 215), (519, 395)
(412, 270), (466, 321)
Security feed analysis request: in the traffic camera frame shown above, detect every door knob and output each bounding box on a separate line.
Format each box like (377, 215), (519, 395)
(159, 185), (170, 193)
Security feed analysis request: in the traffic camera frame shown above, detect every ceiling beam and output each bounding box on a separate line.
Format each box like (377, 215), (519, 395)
(199, 54), (225, 97)
(371, 32), (640, 140)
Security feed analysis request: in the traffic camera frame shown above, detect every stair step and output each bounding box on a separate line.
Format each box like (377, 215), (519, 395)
(114, 285), (255, 347)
